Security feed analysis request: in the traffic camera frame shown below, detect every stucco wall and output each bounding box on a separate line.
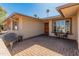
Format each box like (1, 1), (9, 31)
(77, 10), (79, 49)
(49, 15), (78, 40)
(17, 17), (44, 39)
(5, 16), (44, 39)
(68, 15), (78, 40)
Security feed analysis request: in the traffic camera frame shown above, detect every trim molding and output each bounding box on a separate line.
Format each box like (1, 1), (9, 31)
(52, 18), (72, 34)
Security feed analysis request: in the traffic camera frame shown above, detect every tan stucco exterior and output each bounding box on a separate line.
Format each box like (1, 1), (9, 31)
(3, 4), (79, 49)
(17, 16), (44, 39)
(3, 12), (79, 40)
(77, 10), (79, 49)
(3, 13), (44, 39)
(48, 15), (78, 40)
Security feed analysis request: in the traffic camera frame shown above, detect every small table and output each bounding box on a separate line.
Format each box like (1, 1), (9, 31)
(58, 33), (68, 39)
(54, 33), (66, 39)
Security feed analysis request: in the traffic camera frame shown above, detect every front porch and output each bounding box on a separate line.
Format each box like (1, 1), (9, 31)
(1, 35), (78, 56)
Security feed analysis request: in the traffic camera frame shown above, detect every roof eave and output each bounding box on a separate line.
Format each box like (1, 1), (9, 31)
(56, 3), (79, 18)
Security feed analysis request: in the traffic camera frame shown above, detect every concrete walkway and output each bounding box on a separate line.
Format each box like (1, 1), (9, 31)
(0, 35), (11, 56)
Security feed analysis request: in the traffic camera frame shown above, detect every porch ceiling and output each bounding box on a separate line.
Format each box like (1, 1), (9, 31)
(57, 4), (79, 18)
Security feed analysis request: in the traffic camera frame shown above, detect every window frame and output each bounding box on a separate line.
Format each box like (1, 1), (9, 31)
(12, 19), (19, 31)
(52, 18), (72, 34)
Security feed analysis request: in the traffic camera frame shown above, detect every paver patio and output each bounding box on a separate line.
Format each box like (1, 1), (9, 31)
(0, 35), (79, 56)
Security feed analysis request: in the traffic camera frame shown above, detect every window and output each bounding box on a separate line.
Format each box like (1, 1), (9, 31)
(12, 20), (19, 30)
(52, 19), (71, 34)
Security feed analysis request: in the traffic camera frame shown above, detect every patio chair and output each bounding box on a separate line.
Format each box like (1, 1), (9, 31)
(3, 33), (18, 49)
(62, 32), (69, 39)
(54, 32), (60, 38)
(54, 32), (57, 36)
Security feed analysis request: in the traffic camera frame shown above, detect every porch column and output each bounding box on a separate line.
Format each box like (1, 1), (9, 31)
(49, 20), (55, 36)
(49, 20), (52, 36)
(77, 10), (79, 49)
(10, 18), (13, 31)
(19, 16), (22, 30)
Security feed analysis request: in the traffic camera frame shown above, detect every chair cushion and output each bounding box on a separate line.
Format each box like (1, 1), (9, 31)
(3, 33), (17, 43)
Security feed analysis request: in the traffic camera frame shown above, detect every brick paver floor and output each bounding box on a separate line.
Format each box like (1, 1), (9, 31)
(0, 35), (78, 56)
(8, 35), (78, 56)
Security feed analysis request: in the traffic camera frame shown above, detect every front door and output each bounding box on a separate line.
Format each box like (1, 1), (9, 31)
(44, 23), (49, 35)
